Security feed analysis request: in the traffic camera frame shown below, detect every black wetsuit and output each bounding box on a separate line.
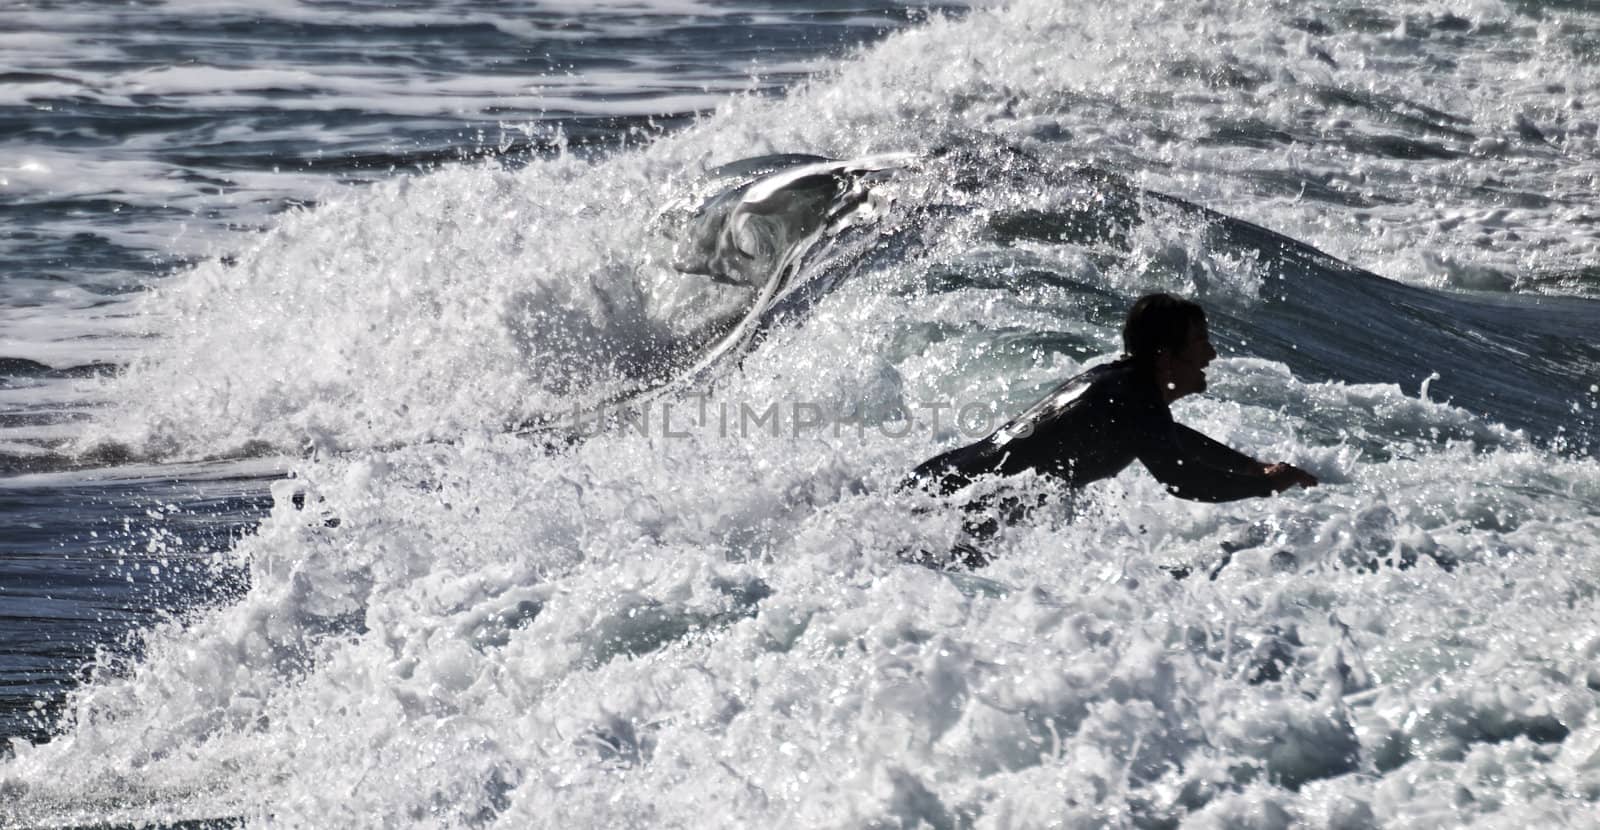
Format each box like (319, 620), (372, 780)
(908, 358), (1275, 503)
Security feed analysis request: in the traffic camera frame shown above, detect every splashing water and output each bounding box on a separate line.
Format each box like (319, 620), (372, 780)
(4, 0), (1600, 827)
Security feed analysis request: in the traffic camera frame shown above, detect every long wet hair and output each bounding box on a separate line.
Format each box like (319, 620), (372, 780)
(1122, 293), (1206, 366)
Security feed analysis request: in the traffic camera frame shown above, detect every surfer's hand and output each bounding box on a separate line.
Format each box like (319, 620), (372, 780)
(1264, 462), (1318, 491)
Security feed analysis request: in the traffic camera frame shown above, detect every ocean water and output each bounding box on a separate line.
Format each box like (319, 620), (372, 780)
(0, 0), (960, 746)
(3, 0), (1599, 826)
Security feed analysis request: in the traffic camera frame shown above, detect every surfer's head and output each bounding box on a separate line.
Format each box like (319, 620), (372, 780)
(1124, 293), (1215, 401)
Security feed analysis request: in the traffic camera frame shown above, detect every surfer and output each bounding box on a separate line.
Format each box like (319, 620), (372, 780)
(905, 293), (1316, 552)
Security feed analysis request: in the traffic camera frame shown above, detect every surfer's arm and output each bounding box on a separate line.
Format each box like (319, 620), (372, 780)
(1174, 424), (1319, 491)
(1137, 424), (1277, 503)
(1173, 424), (1263, 475)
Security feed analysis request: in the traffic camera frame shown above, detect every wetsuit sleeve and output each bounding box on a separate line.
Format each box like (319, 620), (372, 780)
(1136, 422), (1276, 503)
(1173, 424), (1261, 474)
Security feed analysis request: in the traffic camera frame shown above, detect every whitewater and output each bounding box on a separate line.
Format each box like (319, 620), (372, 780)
(3, 0), (1599, 827)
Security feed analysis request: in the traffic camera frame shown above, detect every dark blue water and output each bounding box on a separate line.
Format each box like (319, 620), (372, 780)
(0, 471), (269, 743)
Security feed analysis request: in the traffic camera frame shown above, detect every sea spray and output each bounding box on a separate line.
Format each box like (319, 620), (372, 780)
(6, 0), (1600, 827)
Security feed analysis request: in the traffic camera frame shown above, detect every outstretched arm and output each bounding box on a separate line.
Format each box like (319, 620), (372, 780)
(1175, 424), (1318, 493)
(1174, 424), (1263, 475)
(1139, 423), (1315, 502)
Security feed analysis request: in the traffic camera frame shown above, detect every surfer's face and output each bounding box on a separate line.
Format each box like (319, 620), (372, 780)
(1159, 320), (1215, 401)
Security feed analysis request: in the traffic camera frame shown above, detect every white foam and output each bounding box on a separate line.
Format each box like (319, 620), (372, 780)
(1, 0), (959, 415)
(5, 0), (1600, 826)
(7, 324), (1598, 823)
